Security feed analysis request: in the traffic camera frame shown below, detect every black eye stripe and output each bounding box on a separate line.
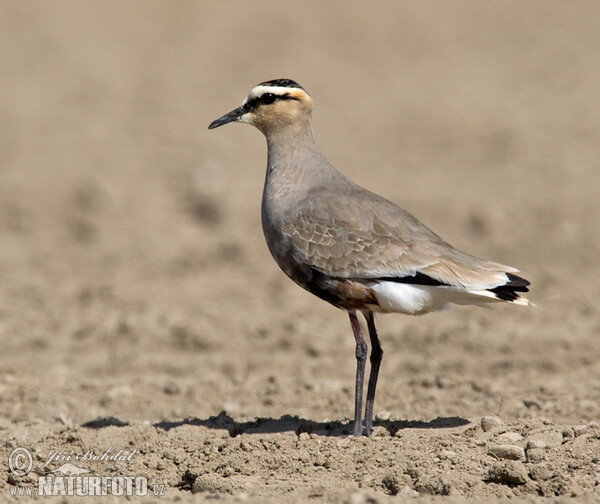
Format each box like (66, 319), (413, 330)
(243, 92), (300, 112)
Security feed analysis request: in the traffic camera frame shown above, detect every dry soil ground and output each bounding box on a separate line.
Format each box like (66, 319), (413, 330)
(1, 2), (600, 502)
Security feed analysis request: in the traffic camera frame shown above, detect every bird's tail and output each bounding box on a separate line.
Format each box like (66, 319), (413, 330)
(470, 273), (532, 306)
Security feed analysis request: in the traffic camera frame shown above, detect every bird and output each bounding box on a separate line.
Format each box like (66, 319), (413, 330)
(208, 78), (530, 436)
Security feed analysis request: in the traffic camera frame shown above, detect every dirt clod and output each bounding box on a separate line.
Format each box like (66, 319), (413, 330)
(488, 462), (529, 486)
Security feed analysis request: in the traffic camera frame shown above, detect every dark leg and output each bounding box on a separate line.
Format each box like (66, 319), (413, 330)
(363, 311), (383, 436)
(348, 310), (367, 436)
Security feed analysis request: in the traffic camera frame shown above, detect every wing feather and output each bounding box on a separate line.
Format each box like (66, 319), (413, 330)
(284, 187), (515, 290)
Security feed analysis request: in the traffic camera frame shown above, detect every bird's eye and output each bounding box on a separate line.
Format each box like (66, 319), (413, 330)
(260, 93), (277, 105)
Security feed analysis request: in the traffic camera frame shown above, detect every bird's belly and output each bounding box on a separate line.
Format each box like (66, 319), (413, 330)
(261, 223), (378, 309)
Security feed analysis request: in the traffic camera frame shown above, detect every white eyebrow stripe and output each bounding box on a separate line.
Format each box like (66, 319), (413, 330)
(251, 85), (303, 96)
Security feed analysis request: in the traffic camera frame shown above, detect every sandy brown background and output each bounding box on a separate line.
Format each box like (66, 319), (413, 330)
(1, 1), (599, 502)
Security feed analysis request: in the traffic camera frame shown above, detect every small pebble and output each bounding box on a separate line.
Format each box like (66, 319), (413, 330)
(522, 398), (541, 409)
(371, 425), (389, 437)
(298, 432), (311, 441)
(530, 463), (553, 481)
(526, 448), (546, 463)
(375, 410), (392, 421)
(239, 441), (252, 452)
(314, 454), (327, 467)
(381, 474), (401, 495)
(438, 450), (457, 460)
(526, 439), (547, 450)
(399, 487), (419, 496)
(497, 432), (523, 444)
(573, 425), (588, 437)
(481, 416), (504, 432)
(562, 428), (574, 442)
(192, 474), (232, 494)
(488, 444), (526, 461)
(55, 413), (73, 426)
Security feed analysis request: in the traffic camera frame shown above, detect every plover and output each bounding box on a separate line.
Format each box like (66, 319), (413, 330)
(209, 79), (530, 436)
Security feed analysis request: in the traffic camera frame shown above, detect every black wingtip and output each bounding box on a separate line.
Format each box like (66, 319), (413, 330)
(489, 273), (530, 301)
(504, 273), (530, 290)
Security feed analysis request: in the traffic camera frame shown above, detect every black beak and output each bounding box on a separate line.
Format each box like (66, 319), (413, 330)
(208, 106), (245, 130)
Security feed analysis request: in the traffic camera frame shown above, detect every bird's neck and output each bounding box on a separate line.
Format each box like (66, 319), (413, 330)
(264, 119), (328, 184)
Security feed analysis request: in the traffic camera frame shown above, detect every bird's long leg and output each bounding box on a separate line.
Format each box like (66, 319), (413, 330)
(363, 311), (383, 436)
(348, 310), (367, 436)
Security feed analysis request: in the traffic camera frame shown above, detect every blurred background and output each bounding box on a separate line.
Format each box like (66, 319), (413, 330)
(1, 1), (599, 426)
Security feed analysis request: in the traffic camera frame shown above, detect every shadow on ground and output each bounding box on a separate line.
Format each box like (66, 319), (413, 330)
(80, 412), (470, 437)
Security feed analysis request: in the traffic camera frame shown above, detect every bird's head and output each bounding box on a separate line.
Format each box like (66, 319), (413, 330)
(208, 79), (312, 135)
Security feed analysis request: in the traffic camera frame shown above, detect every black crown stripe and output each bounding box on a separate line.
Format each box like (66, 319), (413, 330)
(258, 79), (304, 90)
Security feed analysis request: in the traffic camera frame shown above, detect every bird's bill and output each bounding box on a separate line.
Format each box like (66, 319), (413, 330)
(208, 106), (245, 129)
